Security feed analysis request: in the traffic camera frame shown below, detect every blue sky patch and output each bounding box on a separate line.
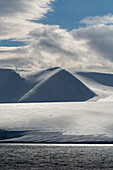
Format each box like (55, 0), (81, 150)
(37, 0), (113, 30)
(0, 39), (26, 47)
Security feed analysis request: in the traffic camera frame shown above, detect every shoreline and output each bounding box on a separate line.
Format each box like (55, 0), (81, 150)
(0, 141), (113, 145)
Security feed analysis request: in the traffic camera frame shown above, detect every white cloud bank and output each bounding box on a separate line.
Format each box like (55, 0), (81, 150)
(0, 0), (54, 39)
(0, 0), (113, 73)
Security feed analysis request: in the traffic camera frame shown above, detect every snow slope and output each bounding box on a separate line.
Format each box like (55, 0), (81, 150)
(0, 102), (113, 143)
(77, 72), (113, 87)
(74, 72), (113, 101)
(0, 68), (29, 102)
(0, 67), (95, 103)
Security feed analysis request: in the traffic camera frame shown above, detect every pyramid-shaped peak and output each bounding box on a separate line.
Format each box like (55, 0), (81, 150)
(19, 67), (96, 102)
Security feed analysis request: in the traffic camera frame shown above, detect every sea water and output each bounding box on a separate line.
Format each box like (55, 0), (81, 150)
(0, 144), (113, 170)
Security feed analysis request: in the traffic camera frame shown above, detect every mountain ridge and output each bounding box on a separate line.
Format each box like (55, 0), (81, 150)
(0, 67), (95, 103)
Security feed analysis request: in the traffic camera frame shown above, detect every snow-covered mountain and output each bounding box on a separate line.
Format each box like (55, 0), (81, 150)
(0, 67), (95, 103)
(0, 68), (113, 143)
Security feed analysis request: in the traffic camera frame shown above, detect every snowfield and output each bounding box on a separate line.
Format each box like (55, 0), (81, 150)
(0, 67), (113, 143)
(0, 102), (113, 143)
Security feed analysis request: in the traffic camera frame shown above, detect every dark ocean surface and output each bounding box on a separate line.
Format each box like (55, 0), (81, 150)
(0, 144), (113, 170)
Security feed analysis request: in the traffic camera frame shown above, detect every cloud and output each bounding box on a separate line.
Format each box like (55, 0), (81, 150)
(0, 24), (90, 70)
(1, 20), (113, 72)
(0, 0), (53, 19)
(16, 25), (89, 70)
(0, 0), (54, 39)
(0, 4), (113, 73)
(21, 15), (113, 72)
(80, 13), (113, 26)
(71, 24), (113, 61)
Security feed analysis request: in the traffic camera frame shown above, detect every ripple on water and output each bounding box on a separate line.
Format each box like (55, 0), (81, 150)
(0, 144), (113, 170)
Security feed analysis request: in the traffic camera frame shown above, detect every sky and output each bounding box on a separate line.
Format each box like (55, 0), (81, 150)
(0, 0), (113, 72)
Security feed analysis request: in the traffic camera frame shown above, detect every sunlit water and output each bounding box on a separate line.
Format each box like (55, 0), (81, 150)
(0, 144), (113, 170)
